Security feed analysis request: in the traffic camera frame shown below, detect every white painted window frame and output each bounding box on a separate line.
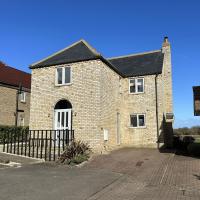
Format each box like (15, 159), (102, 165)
(55, 66), (72, 86)
(20, 91), (26, 102)
(130, 113), (146, 128)
(129, 78), (144, 94)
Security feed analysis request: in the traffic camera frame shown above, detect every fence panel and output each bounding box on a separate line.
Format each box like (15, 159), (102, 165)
(2, 129), (74, 161)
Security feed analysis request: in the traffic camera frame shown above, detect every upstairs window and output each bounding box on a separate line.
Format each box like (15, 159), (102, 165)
(56, 67), (71, 85)
(130, 114), (146, 128)
(129, 78), (144, 94)
(20, 91), (26, 102)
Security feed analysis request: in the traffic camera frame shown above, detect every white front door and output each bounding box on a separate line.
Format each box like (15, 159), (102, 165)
(54, 109), (71, 145)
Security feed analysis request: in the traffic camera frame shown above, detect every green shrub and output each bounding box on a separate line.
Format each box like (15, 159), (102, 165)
(58, 140), (91, 164)
(0, 125), (29, 144)
(187, 142), (200, 157)
(70, 154), (89, 164)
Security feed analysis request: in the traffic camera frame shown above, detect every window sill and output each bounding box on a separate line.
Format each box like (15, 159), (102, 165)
(129, 126), (146, 129)
(55, 83), (72, 87)
(129, 92), (145, 95)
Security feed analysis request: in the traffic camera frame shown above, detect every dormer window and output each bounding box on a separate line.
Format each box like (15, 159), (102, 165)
(129, 78), (144, 94)
(56, 66), (71, 85)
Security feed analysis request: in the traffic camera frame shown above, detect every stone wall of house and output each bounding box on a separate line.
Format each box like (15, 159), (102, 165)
(0, 85), (30, 126)
(99, 62), (121, 150)
(117, 74), (164, 148)
(29, 60), (121, 151)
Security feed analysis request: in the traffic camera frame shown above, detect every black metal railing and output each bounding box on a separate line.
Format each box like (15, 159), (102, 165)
(2, 129), (74, 161)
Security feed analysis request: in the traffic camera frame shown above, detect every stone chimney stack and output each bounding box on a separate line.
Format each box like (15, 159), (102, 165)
(161, 36), (173, 116)
(162, 36), (170, 47)
(161, 36), (174, 148)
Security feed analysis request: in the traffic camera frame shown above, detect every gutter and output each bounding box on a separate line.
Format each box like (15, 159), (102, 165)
(155, 74), (159, 149)
(0, 82), (31, 92)
(30, 56), (125, 78)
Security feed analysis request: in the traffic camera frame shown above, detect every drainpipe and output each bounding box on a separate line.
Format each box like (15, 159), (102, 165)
(15, 83), (22, 126)
(71, 110), (73, 140)
(155, 74), (159, 149)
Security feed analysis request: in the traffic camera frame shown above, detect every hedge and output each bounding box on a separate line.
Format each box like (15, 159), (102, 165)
(174, 126), (200, 135)
(0, 125), (29, 144)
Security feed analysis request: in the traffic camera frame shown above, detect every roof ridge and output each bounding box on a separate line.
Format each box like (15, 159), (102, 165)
(30, 39), (100, 67)
(80, 39), (101, 56)
(107, 49), (161, 60)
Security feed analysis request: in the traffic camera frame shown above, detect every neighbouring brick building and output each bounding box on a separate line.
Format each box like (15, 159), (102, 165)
(0, 62), (31, 126)
(29, 37), (174, 151)
(193, 86), (200, 116)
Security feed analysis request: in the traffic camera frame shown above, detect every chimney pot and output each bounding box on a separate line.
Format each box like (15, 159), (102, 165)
(162, 36), (170, 47)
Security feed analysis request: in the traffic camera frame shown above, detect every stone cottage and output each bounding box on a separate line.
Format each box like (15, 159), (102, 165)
(0, 61), (31, 126)
(29, 37), (174, 151)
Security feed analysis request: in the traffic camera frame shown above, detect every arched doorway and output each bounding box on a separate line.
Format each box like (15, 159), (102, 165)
(54, 99), (72, 131)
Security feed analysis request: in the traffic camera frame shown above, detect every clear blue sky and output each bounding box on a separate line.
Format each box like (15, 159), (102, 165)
(1, 0), (200, 128)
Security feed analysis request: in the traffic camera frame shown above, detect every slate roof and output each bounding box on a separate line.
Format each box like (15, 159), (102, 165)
(107, 51), (164, 77)
(30, 39), (164, 77)
(30, 40), (101, 68)
(0, 61), (31, 89)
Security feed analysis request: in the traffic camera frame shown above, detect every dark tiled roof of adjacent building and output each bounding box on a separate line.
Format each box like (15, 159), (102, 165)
(107, 51), (164, 77)
(30, 39), (164, 77)
(0, 61), (31, 89)
(193, 86), (200, 92)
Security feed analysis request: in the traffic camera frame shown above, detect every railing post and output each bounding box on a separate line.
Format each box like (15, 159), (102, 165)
(3, 132), (5, 152)
(58, 130), (61, 158)
(17, 130), (20, 155)
(66, 129), (69, 145)
(28, 130), (31, 157)
(53, 130), (56, 161)
(14, 129), (16, 154)
(49, 130), (52, 161)
(25, 129), (28, 156)
(44, 131), (48, 160)
(32, 130), (35, 158)
(10, 129), (13, 154)
(36, 130), (39, 158)
(21, 129), (24, 155)
(40, 130), (43, 159)
(62, 130), (65, 151)
(7, 130), (9, 153)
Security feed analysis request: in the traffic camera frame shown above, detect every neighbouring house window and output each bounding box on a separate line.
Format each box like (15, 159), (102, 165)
(130, 114), (146, 128)
(56, 67), (71, 85)
(19, 116), (25, 126)
(20, 91), (26, 102)
(129, 78), (144, 93)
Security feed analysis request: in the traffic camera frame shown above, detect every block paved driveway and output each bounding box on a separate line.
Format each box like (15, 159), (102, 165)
(0, 148), (200, 200)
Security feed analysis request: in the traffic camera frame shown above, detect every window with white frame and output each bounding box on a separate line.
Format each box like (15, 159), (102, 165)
(130, 114), (146, 128)
(56, 66), (71, 85)
(129, 78), (144, 93)
(20, 91), (26, 102)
